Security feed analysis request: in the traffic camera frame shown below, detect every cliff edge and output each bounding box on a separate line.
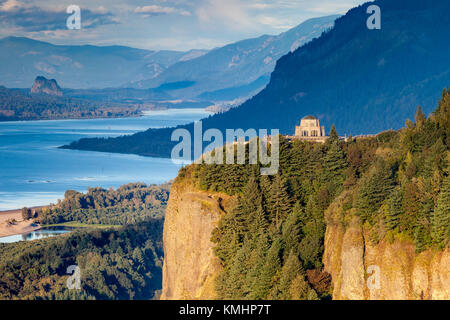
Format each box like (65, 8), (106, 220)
(160, 180), (234, 300)
(323, 217), (449, 300)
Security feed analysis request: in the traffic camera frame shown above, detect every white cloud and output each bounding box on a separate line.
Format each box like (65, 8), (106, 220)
(308, 1), (365, 14)
(135, 5), (191, 16)
(195, 0), (254, 30)
(257, 15), (294, 30)
(0, 0), (24, 11)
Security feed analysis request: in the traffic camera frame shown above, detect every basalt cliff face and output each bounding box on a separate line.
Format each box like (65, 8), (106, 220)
(323, 218), (449, 300)
(161, 180), (449, 300)
(161, 181), (234, 300)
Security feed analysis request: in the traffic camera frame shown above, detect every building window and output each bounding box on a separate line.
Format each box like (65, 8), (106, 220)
(303, 131), (308, 137)
(312, 130), (317, 137)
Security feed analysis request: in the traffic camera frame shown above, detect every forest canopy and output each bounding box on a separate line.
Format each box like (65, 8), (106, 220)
(35, 182), (170, 226)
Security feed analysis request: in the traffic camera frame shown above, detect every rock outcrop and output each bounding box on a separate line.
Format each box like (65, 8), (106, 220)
(323, 218), (449, 300)
(160, 180), (234, 300)
(161, 178), (448, 300)
(30, 76), (63, 96)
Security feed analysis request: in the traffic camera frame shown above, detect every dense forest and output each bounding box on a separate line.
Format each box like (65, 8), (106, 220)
(0, 182), (171, 300)
(0, 86), (144, 121)
(35, 182), (170, 226)
(176, 89), (449, 299)
(63, 0), (450, 159)
(0, 219), (163, 300)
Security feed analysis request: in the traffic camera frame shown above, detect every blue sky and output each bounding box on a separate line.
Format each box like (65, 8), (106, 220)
(0, 0), (368, 51)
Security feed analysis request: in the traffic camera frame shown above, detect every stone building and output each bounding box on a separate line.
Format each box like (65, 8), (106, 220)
(294, 115), (327, 143)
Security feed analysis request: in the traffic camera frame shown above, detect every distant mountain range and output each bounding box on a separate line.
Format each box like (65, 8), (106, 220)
(0, 15), (338, 102)
(63, 0), (450, 158)
(0, 36), (206, 89)
(128, 15), (339, 100)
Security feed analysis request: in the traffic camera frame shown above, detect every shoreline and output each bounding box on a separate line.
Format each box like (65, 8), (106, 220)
(0, 206), (44, 238)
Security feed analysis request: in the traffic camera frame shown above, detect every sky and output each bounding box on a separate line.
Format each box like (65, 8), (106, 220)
(0, 0), (369, 51)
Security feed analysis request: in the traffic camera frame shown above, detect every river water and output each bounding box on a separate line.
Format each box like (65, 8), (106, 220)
(0, 226), (75, 243)
(0, 108), (210, 211)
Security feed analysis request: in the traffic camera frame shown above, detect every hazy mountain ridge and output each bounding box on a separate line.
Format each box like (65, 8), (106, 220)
(130, 16), (339, 100)
(0, 36), (205, 89)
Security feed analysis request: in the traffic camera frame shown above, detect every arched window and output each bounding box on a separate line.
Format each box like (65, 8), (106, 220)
(303, 131), (308, 137)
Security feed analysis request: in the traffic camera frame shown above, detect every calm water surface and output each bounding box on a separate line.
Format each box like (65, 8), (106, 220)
(0, 226), (75, 243)
(0, 108), (210, 210)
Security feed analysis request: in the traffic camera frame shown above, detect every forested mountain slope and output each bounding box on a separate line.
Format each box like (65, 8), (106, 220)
(131, 16), (338, 100)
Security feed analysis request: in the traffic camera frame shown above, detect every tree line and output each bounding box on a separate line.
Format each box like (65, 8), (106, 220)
(34, 182), (170, 226)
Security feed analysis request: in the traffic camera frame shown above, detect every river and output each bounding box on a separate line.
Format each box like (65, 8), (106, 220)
(0, 108), (210, 211)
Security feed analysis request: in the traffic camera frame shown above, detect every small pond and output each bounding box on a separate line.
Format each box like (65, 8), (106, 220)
(0, 226), (75, 243)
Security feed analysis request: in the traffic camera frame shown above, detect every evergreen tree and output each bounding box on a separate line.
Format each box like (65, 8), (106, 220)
(415, 106), (426, 129)
(281, 203), (304, 257)
(252, 239), (282, 299)
(269, 175), (292, 230)
(431, 175), (449, 248)
(321, 141), (348, 193)
(356, 159), (395, 224)
(328, 124), (339, 143)
(384, 187), (403, 231)
(433, 88), (450, 146)
(269, 252), (304, 299)
(289, 273), (310, 300)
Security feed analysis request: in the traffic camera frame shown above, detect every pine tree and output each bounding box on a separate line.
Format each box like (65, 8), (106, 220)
(270, 175), (292, 230)
(328, 124), (339, 143)
(251, 239), (282, 299)
(384, 187), (403, 231)
(269, 251), (304, 299)
(433, 88), (450, 146)
(235, 175), (262, 234)
(356, 159), (395, 224)
(247, 232), (271, 299)
(289, 273), (310, 300)
(260, 175), (273, 213)
(431, 175), (450, 248)
(321, 141), (348, 193)
(415, 106), (426, 129)
(281, 203), (304, 256)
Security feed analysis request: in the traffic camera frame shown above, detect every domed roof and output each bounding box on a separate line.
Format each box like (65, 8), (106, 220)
(302, 115), (317, 120)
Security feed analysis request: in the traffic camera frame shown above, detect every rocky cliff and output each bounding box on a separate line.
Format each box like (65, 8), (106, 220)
(323, 218), (449, 300)
(30, 76), (63, 96)
(161, 180), (234, 300)
(162, 180), (449, 300)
